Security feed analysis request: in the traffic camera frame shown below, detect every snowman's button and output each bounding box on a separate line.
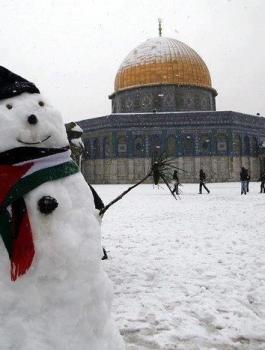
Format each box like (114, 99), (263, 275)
(38, 196), (58, 214)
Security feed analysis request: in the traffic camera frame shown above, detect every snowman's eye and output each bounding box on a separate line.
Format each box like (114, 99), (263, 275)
(6, 104), (12, 110)
(39, 101), (45, 107)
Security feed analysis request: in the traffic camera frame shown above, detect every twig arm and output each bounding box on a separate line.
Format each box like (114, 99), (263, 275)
(99, 171), (152, 216)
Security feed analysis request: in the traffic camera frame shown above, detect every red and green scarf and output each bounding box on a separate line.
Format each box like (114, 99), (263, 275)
(0, 146), (79, 281)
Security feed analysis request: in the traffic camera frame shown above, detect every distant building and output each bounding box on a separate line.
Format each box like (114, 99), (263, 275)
(78, 35), (265, 183)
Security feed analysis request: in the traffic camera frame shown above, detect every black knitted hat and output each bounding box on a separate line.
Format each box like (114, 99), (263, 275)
(0, 66), (40, 100)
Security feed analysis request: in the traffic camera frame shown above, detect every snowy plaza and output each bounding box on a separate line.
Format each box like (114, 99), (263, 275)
(99, 182), (265, 350)
(0, 1), (264, 349)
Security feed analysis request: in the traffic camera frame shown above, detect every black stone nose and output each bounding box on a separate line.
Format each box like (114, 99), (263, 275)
(28, 114), (38, 125)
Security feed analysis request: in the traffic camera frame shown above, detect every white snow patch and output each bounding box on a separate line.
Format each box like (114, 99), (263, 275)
(97, 182), (265, 350)
(71, 124), (83, 132)
(118, 37), (204, 70)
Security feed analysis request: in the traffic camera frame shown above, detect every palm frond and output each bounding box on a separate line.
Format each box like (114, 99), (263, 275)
(100, 151), (185, 216)
(150, 151), (186, 199)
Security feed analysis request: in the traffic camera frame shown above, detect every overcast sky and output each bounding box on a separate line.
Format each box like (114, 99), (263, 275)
(0, 0), (264, 122)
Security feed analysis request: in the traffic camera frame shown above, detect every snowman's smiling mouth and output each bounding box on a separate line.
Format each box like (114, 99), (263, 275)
(17, 135), (51, 145)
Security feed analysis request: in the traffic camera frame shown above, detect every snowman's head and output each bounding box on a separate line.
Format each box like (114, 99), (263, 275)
(0, 67), (69, 153)
(0, 93), (69, 152)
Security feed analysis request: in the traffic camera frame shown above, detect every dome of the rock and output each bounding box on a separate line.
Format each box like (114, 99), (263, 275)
(110, 36), (217, 113)
(79, 32), (264, 187)
(114, 37), (214, 92)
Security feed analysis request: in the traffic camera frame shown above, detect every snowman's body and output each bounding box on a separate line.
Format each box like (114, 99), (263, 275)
(0, 92), (124, 349)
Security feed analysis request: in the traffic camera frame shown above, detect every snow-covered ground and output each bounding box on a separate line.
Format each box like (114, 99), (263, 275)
(95, 182), (265, 350)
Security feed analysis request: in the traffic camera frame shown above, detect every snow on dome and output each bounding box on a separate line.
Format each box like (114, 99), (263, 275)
(114, 37), (213, 92)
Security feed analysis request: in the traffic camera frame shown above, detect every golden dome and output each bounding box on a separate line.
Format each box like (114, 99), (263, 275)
(114, 37), (213, 92)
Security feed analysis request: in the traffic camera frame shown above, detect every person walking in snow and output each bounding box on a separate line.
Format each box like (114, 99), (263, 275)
(199, 169), (210, 194)
(172, 170), (180, 195)
(240, 167), (248, 195)
(246, 170), (250, 192)
(259, 171), (265, 193)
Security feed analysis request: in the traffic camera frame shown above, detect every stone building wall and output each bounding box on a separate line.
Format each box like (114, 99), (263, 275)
(78, 111), (265, 184)
(81, 156), (260, 184)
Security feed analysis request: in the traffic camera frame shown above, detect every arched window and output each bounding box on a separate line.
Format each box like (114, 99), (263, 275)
(217, 134), (227, 153)
(233, 135), (242, 155)
(83, 139), (91, 160)
(133, 136), (145, 157)
(166, 135), (176, 157)
(200, 134), (211, 155)
(252, 136), (259, 156)
(117, 136), (127, 157)
(149, 135), (161, 157)
(176, 95), (184, 109)
(183, 135), (194, 156)
(244, 135), (250, 155)
(103, 137), (111, 158)
(92, 138), (100, 159)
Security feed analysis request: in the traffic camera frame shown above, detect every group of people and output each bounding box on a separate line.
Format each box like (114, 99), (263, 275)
(172, 167), (265, 195)
(172, 168), (210, 195)
(239, 167), (265, 195)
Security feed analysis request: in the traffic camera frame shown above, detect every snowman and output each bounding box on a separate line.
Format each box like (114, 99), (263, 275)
(0, 66), (125, 350)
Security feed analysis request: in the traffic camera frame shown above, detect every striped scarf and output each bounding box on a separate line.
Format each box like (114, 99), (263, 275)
(0, 146), (79, 281)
